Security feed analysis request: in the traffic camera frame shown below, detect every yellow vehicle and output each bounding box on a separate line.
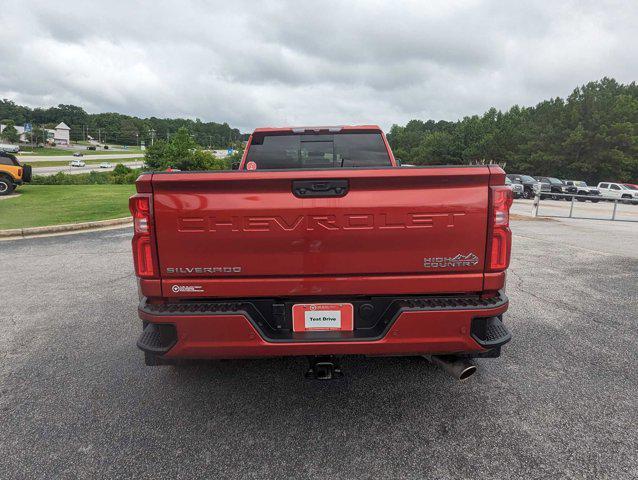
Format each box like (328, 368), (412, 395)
(0, 151), (31, 195)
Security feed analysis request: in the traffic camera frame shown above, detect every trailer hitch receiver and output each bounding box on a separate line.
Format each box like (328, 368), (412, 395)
(305, 356), (343, 380)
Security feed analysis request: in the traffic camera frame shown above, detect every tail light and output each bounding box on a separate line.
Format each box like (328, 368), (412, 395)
(129, 194), (157, 277)
(487, 185), (513, 271)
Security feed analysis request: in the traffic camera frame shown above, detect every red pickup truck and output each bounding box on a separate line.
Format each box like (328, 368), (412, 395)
(130, 125), (512, 379)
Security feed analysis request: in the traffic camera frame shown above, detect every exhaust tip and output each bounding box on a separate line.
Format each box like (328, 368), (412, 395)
(425, 355), (477, 381)
(458, 364), (477, 380)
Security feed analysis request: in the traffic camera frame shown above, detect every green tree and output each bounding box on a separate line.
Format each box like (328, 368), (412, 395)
(144, 127), (229, 171)
(387, 78), (638, 183)
(227, 149), (244, 169)
(144, 139), (170, 169)
(0, 99), (244, 148)
(1, 120), (19, 143)
(26, 126), (48, 145)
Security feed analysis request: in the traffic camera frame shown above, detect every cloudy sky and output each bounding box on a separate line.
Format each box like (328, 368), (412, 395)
(1, 0), (636, 132)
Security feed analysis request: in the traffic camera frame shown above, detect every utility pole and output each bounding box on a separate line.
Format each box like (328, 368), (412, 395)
(150, 129), (155, 146)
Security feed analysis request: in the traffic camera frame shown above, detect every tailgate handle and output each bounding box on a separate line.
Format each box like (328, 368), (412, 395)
(292, 179), (349, 198)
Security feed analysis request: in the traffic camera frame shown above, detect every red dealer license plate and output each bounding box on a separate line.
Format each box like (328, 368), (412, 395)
(292, 303), (354, 332)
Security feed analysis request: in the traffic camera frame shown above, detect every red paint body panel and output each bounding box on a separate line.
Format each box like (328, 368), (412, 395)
(140, 302), (507, 359)
(161, 273), (484, 298)
(483, 271), (506, 291)
(151, 167), (491, 298)
(139, 279), (162, 298)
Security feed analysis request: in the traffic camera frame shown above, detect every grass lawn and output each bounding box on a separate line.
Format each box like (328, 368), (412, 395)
(18, 147), (144, 157)
(0, 184), (135, 230)
(28, 157), (144, 168)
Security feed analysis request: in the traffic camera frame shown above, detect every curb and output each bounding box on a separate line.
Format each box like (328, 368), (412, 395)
(0, 193), (21, 201)
(0, 216), (133, 239)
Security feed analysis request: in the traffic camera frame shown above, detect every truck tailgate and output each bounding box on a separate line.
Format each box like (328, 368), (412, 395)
(151, 167), (492, 297)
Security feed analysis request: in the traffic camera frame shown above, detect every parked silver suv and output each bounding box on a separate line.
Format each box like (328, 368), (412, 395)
(562, 180), (601, 202)
(505, 177), (524, 198)
(506, 174), (545, 199)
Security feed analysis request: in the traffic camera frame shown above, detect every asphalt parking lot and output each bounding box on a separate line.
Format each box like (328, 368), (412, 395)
(1, 217), (637, 479)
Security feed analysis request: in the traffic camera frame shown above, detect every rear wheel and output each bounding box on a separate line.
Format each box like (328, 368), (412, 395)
(0, 176), (15, 196)
(523, 189), (533, 199)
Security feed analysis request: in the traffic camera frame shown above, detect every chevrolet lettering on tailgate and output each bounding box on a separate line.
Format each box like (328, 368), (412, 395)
(177, 212), (466, 233)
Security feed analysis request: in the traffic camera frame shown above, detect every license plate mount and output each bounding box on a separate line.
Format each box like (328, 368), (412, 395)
(292, 303), (354, 332)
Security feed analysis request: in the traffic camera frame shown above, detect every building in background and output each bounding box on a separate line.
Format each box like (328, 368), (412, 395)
(212, 149), (233, 158)
(51, 122), (70, 145)
(0, 121), (71, 145)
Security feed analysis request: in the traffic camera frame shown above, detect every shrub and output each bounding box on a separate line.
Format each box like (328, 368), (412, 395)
(32, 168), (138, 185)
(112, 163), (132, 175)
(124, 171), (140, 183)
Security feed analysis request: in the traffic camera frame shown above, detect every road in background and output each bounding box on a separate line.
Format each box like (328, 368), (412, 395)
(32, 161), (144, 176)
(0, 216), (636, 479)
(18, 153), (143, 162)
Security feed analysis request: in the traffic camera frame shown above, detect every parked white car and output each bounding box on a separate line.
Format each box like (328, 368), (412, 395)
(0, 143), (20, 153)
(69, 159), (86, 167)
(597, 182), (638, 204)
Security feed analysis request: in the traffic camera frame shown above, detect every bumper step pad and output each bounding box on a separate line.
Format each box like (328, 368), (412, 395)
(137, 323), (177, 355)
(470, 316), (511, 348)
(141, 291), (507, 315)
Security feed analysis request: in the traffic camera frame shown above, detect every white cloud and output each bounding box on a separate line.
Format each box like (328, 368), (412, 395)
(0, 0), (637, 131)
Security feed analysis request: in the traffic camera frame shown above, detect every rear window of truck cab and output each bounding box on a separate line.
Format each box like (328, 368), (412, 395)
(245, 132), (392, 169)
